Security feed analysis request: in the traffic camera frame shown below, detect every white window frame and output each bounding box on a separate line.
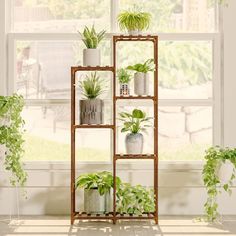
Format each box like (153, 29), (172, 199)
(1, 0), (223, 167)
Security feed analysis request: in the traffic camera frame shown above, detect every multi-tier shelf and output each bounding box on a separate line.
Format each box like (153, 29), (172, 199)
(71, 35), (158, 225)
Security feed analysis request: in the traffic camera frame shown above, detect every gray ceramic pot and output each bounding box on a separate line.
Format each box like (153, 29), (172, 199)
(125, 133), (144, 154)
(134, 72), (149, 96)
(80, 99), (104, 124)
(84, 189), (110, 213)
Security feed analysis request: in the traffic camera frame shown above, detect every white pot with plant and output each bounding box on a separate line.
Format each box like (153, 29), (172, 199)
(117, 68), (132, 96)
(79, 25), (106, 67)
(118, 6), (151, 35)
(127, 59), (155, 96)
(75, 171), (121, 213)
(217, 159), (235, 184)
(79, 72), (106, 124)
(119, 109), (152, 154)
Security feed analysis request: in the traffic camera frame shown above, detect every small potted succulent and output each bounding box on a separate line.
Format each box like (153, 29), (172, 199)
(117, 68), (132, 96)
(127, 59), (155, 96)
(119, 109), (152, 154)
(79, 25), (106, 66)
(79, 72), (106, 124)
(118, 6), (151, 35)
(75, 171), (121, 213)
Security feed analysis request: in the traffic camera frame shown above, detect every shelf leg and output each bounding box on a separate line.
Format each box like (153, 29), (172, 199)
(71, 216), (75, 225)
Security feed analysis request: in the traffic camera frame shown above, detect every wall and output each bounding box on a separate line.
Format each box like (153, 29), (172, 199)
(0, 0), (236, 216)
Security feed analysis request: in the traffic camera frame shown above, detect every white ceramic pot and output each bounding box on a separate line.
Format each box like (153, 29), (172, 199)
(134, 72), (149, 96)
(83, 48), (101, 67)
(84, 189), (110, 213)
(216, 160), (234, 184)
(128, 30), (142, 35)
(125, 133), (143, 154)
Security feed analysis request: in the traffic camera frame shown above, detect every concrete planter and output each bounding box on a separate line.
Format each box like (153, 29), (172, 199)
(83, 48), (101, 67)
(125, 133), (144, 154)
(128, 30), (142, 36)
(119, 83), (130, 96)
(80, 99), (104, 125)
(216, 160), (235, 184)
(134, 72), (149, 96)
(84, 189), (110, 213)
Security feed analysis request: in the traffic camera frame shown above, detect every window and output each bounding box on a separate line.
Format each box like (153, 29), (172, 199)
(7, 0), (222, 161)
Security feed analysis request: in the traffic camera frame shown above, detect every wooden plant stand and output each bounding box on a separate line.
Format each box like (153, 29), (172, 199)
(71, 35), (158, 225)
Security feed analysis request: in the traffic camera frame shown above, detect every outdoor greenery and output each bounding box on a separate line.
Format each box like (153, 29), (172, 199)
(117, 68), (132, 84)
(119, 109), (152, 134)
(118, 6), (151, 32)
(202, 146), (236, 222)
(75, 171), (121, 195)
(127, 58), (155, 73)
(0, 94), (27, 187)
(79, 72), (106, 99)
(80, 25), (106, 49)
(116, 183), (155, 214)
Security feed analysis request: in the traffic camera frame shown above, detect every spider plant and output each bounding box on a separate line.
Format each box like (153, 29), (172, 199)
(118, 6), (151, 33)
(117, 68), (132, 84)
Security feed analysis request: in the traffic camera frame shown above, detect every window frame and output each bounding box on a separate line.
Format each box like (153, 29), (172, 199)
(2, 0), (223, 165)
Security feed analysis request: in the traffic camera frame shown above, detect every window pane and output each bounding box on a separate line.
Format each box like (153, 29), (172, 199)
(159, 106), (212, 160)
(119, 0), (217, 33)
(116, 41), (212, 99)
(15, 40), (111, 99)
(13, 0), (111, 32)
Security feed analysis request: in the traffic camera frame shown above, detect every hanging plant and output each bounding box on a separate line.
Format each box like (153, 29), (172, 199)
(202, 146), (236, 222)
(0, 94), (27, 187)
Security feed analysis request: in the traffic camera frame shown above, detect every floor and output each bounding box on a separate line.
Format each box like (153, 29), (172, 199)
(0, 216), (236, 236)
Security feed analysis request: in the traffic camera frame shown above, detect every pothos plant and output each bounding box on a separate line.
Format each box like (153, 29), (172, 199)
(202, 146), (236, 222)
(0, 94), (27, 187)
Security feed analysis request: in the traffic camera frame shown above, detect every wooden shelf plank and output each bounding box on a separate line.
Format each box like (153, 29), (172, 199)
(115, 154), (156, 160)
(71, 66), (114, 72)
(73, 124), (114, 129)
(116, 96), (155, 100)
(114, 34), (158, 42)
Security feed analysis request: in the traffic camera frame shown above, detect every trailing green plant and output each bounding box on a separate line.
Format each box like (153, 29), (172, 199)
(75, 171), (121, 195)
(202, 146), (236, 222)
(79, 72), (106, 99)
(117, 68), (132, 84)
(118, 6), (151, 32)
(127, 59), (155, 73)
(79, 25), (106, 49)
(0, 94), (27, 187)
(116, 183), (155, 214)
(119, 109), (152, 134)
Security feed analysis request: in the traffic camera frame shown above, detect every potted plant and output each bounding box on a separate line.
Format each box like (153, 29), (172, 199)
(75, 171), (121, 213)
(116, 183), (155, 215)
(119, 109), (152, 154)
(118, 6), (151, 35)
(202, 146), (236, 222)
(79, 72), (106, 125)
(0, 94), (27, 188)
(79, 25), (106, 67)
(127, 59), (155, 96)
(117, 68), (132, 96)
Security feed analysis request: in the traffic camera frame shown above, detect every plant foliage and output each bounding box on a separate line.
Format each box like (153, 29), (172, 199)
(202, 146), (236, 222)
(80, 25), (106, 49)
(0, 94), (27, 187)
(127, 59), (155, 73)
(75, 171), (121, 195)
(116, 183), (155, 214)
(119, 109), (152, 134)
(118, 6), (151, 32)
(79, 72), (106, 99)
(117, 68), (132, 84)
